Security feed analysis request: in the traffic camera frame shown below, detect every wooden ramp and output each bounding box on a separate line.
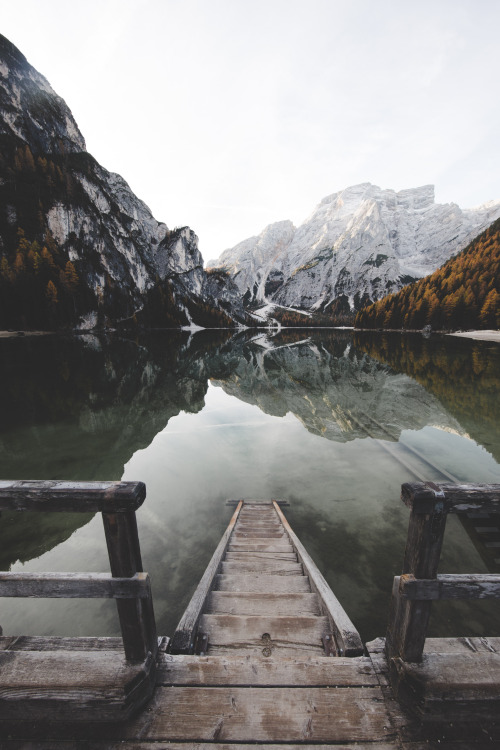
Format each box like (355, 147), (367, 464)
(170, 499), (363, 658)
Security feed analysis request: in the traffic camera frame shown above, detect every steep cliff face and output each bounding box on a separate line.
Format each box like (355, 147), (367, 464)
(209, 183), (500, 312)
(0, 34), (238, 329)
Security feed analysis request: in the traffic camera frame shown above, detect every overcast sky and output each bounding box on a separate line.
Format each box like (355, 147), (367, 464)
(3, 0), (500, 262)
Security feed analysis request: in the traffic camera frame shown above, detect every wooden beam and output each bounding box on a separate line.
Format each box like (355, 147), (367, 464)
(401, 482), (500, 515)
(0, 480), (146, 513)
(102, 511), (156, 663)
(0, 572), (151, 599)
(400, 573), (500, 600)
(169, 501), (243, 654)
(272, 502), (363, 657)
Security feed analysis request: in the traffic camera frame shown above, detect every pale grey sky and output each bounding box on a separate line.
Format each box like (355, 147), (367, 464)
(2, 0), (500, 261)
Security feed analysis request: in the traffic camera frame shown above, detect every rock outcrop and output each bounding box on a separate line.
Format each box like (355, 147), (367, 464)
(0, 34), (240, 329)
(209, 183), (500, 312)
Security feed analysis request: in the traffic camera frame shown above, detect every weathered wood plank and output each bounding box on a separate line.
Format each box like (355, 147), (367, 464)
(0, 571), (151, 599)
(0, 649), (155, 721)
(0, 636), (124, 651)
(227, 541), (294, 552)
(389, 652), (500, 717)
(221, 561), (302, 575)
(401, 482), (500, 515)
(225, 551), (297, 561)
(0, 480), (146, 513)
(273, 502), (363, 657)
(199, 613), (329, 655)
(170, 501), (243, 654)
(156, 654), (381, 686)
(386, 484), (447, 663)
(0, 744), (398, 749)
(206, 592), (321, 616)
(367, 635), (500, 655)
(215, 574), (311, 593)
(114, 685), (395, 742)
(102, 510), (156, 663)
(400, 573), (500, 600)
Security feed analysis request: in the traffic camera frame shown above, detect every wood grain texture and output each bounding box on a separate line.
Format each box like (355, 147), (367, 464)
(401, 482), (500, 515)
(0, 479), (146, 512)
(0, 571), (151, 599)
(157, 654), (380, 686)
(170, 502), (243, 654)
(400, 573), (500, 600)
(215, 574), (311, 593)
(199, 613), (329, 655)
(273, 502), (363, 656)
(206, 592), (321, 616)
(221, 561), (302, 575)
(0, 649), (155, 722)
(117, 685), (395, 742)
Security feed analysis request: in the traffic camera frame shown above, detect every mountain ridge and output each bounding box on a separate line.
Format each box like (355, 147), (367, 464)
(208, 182), (500, 314)
(0, 33), (244, 330)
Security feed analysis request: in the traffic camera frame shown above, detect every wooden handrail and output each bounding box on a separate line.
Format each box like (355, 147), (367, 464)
(0, 479), (146, 512)
(385, 482), (500, 664)
(0, 571), (152, 599)
(398, 573), (500, 600)
(0, 480), (156, 663)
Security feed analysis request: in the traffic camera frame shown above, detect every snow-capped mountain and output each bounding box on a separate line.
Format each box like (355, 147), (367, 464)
(208, 183), (500, 312)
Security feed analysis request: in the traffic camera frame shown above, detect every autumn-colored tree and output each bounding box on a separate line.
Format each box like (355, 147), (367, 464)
(45, 280), (58, 306)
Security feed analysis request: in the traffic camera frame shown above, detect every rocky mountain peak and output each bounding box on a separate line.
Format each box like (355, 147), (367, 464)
(0, 33), (86, 155)
(209, 182), (500, 313)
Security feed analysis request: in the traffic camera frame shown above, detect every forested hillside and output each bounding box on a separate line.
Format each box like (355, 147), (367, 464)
(355, 218), (500, 330)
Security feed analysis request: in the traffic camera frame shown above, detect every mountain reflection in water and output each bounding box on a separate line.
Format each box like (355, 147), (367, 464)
(0, 329), (499, 642)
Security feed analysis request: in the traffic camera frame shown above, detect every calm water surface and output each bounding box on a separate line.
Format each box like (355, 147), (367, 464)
(0, 329), (499, 643)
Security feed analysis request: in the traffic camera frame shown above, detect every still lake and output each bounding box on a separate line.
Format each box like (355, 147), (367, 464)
(1, 328), (499, 644)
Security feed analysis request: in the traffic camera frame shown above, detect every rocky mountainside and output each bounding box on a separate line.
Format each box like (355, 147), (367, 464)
(208, 183), (500, 313)
(0, 34), (244, 329)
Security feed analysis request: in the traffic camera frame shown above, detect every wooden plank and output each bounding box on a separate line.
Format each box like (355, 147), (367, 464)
(0, 649), (155, 722)
(401, 482), (500, 515)
(221, 561), (302, 575)
(0, 571), (151, 599)
(0, 479), (146, 513)
(115, 685), (395, 742)
(273, 502), (363, 657)
(390, 652), (500, 712)
(367, 635), (500, 656)
(102, 510), (156, 663)
(157, 653), (381, 686)
(386, 482), (448, 663)
(215, 574), (311, 593)
(227, 541), (294, 552)
(0, 744), (399, 750)
(170, 501), (243, 654)
(400, 573), (500, 600)
(206, 592), (321, 616)
(0, 636), (124, 651)
(199, 613), (329, 655)
(225, 551), (297, 561)
(16, 745), (398, 750)
(233, 531), (286, 538)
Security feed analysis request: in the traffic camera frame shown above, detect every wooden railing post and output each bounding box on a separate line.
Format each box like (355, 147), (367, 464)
(385, 482), (448, 663)
(102, 510), (157, 662)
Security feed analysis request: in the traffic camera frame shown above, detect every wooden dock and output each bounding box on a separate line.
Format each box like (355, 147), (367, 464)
(1, 485), (500, 747)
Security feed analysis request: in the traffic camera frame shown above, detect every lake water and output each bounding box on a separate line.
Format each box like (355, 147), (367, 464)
(0, 328), (499, 644)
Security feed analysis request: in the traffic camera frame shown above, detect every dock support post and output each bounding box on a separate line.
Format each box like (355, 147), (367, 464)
(103, 511), (157, 662)
(385, 483), (447, 663)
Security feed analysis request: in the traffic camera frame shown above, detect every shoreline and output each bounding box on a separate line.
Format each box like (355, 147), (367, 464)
(447, 329), (500, 343)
